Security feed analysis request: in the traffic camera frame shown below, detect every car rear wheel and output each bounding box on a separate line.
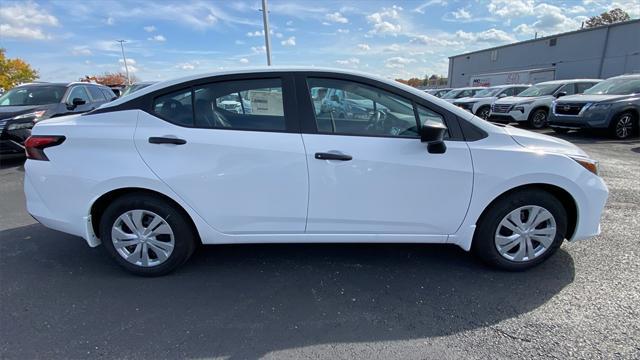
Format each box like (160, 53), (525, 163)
(528, 109), (548, 129)
(100, 194), (197, 276)
(610, 112), (637, 139)
(476, 106), (491, 120)
(472, 189), (567, 271)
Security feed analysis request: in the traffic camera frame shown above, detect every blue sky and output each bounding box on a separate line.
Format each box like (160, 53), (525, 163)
(1, 0), (638, 82)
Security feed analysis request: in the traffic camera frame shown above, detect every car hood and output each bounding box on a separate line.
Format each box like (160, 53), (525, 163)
(494, 96), (549, 104)
(0, 104), (56, 120)
(556, 94), (631, 103)
(505, 125), (587, 157)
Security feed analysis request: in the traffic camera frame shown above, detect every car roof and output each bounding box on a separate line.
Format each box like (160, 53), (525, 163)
(489, 84), (531, 88)
(536, 79), (602, 85)
(16, 82), (107, 88)
(606, 74), (640, 80)
(453, 87), (486, 90)
(100, 66), (447, 109)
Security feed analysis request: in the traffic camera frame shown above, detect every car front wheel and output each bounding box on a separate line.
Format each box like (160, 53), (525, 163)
(99, 193), (197, 276)
(610, 112), (637, 139)
(472, 189), (567, 271)
(476, 106), (491, 120)
(528, 109), (548, 129)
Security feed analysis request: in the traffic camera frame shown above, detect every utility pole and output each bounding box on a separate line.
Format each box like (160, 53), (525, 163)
(260, 0), (272, 66)
(116, 40), (131, 85)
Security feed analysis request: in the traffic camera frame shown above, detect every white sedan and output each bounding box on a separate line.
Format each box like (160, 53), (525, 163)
(24, 68), (608, 276)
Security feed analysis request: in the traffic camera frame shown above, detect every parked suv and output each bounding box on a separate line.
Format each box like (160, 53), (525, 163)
(440, 87), (486, 103)
(453, 84), (530, 119)
(425, 88), (453, 98)
(489, 79), (601, 128)
(549, 74), (640, 139)
(0, 82), (115, 156)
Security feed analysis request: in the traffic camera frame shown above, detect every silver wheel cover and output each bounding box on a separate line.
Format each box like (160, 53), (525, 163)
(495, 205), (557, 262)
(111, 210), (175, 267)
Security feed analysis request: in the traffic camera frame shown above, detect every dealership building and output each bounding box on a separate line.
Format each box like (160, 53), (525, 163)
(447, 19), (640, 88)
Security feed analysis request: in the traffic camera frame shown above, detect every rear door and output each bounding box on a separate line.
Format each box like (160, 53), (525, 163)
(298, 76), (474, 236)
(134, 75), (309, 234)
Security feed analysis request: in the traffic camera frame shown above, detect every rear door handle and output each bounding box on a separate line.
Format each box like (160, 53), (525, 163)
(315, 152), (352, 161)
(148, 137), (187, 145)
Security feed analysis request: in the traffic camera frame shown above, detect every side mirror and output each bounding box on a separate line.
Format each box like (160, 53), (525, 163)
(420, 122), (447, 154)
(555, 91), (567, 98)
(73, 97), (86, 106)
(498, 93), (507, 98)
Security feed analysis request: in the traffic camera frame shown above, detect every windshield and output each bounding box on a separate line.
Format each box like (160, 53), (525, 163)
(121, 83), (153, 97)
(473, 87), (503, 98)
(583, 78), (640, 95)
(518, 83), (561, 97)
(441, 90), (461, 99)
(0, 85), (66, 106)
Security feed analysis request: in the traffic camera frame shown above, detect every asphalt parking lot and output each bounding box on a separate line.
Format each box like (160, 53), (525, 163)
(1, 129), (639, 359)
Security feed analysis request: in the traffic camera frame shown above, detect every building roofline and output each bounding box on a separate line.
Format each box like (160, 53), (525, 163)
(449, 18), (640, 59)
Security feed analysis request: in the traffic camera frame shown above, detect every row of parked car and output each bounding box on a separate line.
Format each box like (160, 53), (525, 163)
(426, 74), (640, 139)
(0, 81), (156, 157)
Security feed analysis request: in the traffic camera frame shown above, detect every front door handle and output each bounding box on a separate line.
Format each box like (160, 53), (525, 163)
(315, 152), (352, 161)
(149, 137), (187, 145)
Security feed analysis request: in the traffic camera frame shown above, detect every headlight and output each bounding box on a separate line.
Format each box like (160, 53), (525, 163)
(12, 110), (46, 121)
(7, 121), (34, 131)
(570, 156), (599, 175)
(587, 103), (612, 111)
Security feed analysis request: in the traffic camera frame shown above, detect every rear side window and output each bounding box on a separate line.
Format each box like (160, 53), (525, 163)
(101, 87), (116, 100)
(193, 78), (285, 131)
(153, 89), (193, 126)
(558, 83), (576, 95)
(87, 86), (107, 101)
(576, 82), (596, 93)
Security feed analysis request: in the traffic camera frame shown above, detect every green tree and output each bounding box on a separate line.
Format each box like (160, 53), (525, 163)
(0, 48), (38, 90)
(585, 8), (630, 28)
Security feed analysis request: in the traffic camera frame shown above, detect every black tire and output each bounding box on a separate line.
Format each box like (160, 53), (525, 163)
(552, 127), (570, 135)
(528, 109), (548, 129)
(475, 106), (491, 120)
(99, 193), (197, 276)
(609, 112), (637, 139)
(472, 189), (567, 271)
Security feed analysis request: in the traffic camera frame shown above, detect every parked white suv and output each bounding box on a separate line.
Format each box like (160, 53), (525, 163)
(453, 84), (530, 119)
(24, 68), (608, 276)
(489, 79), (601, 128)
(440, 87), (486, 103)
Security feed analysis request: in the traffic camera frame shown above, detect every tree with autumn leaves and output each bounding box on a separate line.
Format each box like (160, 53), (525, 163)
(0, 48), (39, 90)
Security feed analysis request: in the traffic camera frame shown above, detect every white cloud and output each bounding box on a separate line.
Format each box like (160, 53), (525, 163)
(119, 58), (138, 73)
(286, 20), (293, 26)
(239, 58), (249, 64)
(455, 29), (515, 43)
(247, 30), (264, 37)
(148, 34), (166, 42)
(336, 57), (360, 66)
(414, 0), (447, 14)
(281, 36), (296, 46)
(487, 0), (535, 19)
(105, 17), (115, 25)
(367, 6), (403, 35)
(326, 12), (348, 24)
(410, 35), (462, 47)
(0, 1), (58, 40)
(357, 43), (371, 51)
(385, 56), (416, 68)
(251, 45), (266, 53)
(235, 39), (245, 45)
(337, 28), (349, 34)
(512, 3), (585, 35)
(144, 25), (157, 32)
(0, 23), (48, 40)
(450, 8), (471, 20)
(177, 61), (198, 70)
(71, 46), (92, 56)
(275, 32), (283, 38)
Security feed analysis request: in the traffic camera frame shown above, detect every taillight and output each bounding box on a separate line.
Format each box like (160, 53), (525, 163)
(24, 135), (66, 161)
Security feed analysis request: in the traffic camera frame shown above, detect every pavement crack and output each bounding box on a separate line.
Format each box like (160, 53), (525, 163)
(490, 327), (532, 343)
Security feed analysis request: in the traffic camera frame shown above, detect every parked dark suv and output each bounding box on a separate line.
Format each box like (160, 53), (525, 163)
(549, 74), (640, 139)
(0, 82), (116, 156)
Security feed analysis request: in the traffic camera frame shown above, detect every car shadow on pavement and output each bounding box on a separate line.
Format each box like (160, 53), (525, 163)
(0, 224), (575, 359)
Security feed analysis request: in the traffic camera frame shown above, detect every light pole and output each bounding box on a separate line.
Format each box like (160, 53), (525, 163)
(260, 0), (272, 66)
(116, 40), (131, 85)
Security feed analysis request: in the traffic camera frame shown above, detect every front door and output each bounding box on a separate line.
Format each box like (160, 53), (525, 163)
(301, 77), (474, 236)
(134, 76), (308, 234)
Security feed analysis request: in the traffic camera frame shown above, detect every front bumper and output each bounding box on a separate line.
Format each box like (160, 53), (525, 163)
(489, 109), (528, 123)
(549, 109), (613, 130)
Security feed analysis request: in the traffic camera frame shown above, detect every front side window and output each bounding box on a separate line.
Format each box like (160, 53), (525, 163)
(193, 78), (285, 131)
(519, 84), (562, 97)
(557, 83), (576, 95)
(307, 78), (419, 138)
(66, 86), (91, 103)
(576, 82), (598, 93)
(153, 89), (193, 126)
